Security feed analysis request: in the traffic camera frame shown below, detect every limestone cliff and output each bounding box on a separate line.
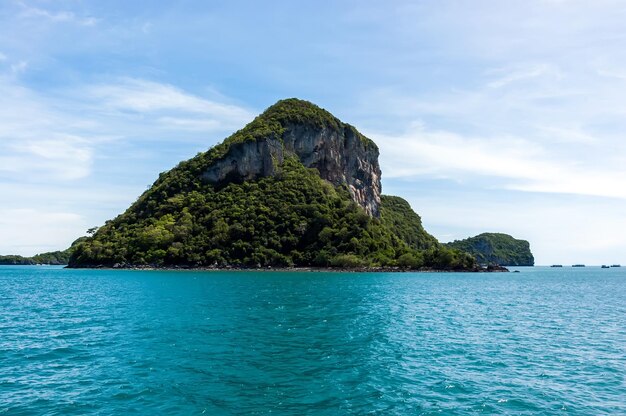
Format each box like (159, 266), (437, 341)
(202, 101), (382, 217)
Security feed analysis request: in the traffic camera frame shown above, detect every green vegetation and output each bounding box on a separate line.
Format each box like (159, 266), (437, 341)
(0, 255), (34, 265)
(71, 157), (471, 269)
(379, 195), (439, 250)
(69, 156), (474, 270)
(68, 99), (477, 271)
(445, 233), (534, 266)
(0, 237), (88, 265)
(73, 157), (389, 267)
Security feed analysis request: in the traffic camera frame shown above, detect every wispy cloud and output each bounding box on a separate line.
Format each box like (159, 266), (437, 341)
(0, 73), (254, 253)
(487, 64), (561, 89)
(83, 78), (254, 131)
(10, 60), (28, 74)
(1, 0), (625, 262)
(0, 75), (253, 181)
(0, 208), (85, 255)
(18, 2), (97, 26)
(596, 67), (626, 80)
(156, 117), (222, 131)
(2, 136), (93, 180)
(0, 78), (95, 180)
(374, 126), (626, 199)
(359, 48), (626, 201)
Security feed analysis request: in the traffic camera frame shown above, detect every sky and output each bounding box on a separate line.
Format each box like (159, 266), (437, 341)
(1, 0), (625, 265)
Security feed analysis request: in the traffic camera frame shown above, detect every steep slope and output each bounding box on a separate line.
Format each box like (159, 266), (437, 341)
(202, 99), (381, 217)
(69, 99), (475, 270)
(445, 233), (534, 266)
(379, 195), (439, 250)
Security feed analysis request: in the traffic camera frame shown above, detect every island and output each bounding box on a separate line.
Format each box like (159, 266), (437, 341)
(0, 238), (87, 265)
(445, 233), (534, 266)
(2, 99), (530, 272)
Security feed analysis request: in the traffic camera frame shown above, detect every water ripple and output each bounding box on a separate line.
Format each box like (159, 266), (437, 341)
(0, 266), (625, 414)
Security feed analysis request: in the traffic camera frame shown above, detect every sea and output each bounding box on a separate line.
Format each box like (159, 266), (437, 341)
(0, 266), (624, 415)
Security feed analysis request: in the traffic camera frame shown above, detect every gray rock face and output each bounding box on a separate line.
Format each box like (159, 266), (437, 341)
(201, 123), (382, 217)
(202, 135), (284, 184)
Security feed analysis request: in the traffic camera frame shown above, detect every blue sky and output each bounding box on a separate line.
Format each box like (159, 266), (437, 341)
(1, 0), (626, 265)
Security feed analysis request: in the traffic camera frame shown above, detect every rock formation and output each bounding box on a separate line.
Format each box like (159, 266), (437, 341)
(202, 109), (382, 217)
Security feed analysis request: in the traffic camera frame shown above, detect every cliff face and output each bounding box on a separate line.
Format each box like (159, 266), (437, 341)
(202, 121), (382, 217)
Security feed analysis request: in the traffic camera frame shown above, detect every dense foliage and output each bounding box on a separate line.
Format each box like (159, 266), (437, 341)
(0, 255), (34, 265)
(224, 98), (376, 150)
(0, 238), (87, 265)
(70, 157), (474, 270)
(69, 98), (476, 270)
(379, 195), (439, 250)
(445, 233), (534, 266)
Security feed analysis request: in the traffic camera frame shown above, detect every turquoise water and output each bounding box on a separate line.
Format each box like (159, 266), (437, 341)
(1, 266), (624, 415)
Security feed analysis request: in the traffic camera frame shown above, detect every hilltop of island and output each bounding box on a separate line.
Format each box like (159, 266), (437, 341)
(2, 98), (527, 271)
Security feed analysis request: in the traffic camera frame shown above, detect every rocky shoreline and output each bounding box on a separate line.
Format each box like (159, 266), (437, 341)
(67, 264), (509, 273)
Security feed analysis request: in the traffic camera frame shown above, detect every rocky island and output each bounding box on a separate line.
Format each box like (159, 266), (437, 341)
(66, 99), (528, 271)
(445, 233), (534, 266)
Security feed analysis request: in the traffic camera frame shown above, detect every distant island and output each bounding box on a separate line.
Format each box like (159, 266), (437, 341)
(445, 233), (534, 266)
(0, 238), (86, 266)
(3, 99), (533, 271)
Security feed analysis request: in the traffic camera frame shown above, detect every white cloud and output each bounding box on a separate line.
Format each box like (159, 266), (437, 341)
(1, 136), (93, 180)
(0, 74), (254, 254)
(87, 78), (244, 114)
(156, 117), (222, 131)
(83, 78), (253, 131)
(141, 22), (152, 34)
(358, 42), (626, 201)
(1, 0), (625, 263)
(0, 77), (96, 180)
(373, 125), (626, 200)
(0, 208), (86, 256)
(596, 68), (626, 80)
(534, 125), (597, 145)
(10, 60), (27, 74)
(347, 1), (626, 264)
(18, 3), (97, 26)
(375, 127), (542, 178)
(487, 64), (561, 89)
(0, 76), (253, 181)
(0, 52), (6, 61)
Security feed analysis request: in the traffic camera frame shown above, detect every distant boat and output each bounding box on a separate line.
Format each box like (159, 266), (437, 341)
(611, 264), (621, 268)
(601, 265), (610, 269)
(550, 265), (563, 268)
(572, 264), (585, 267)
